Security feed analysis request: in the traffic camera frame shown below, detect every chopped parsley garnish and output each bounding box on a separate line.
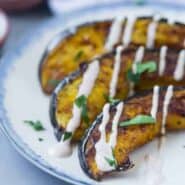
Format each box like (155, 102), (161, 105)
(127, 61), (157, 84)
(75, 95), (89, 124)
(136, 61), (157, 74)
(75, 95), (86, 107)
(24, 120), (45, 131)
(119, 115), (156, 127)
(104, 148), (117, 168)
(104, 94), (120, 104)
(74, 50), (84, 61)
(127, 69), (140, 83)
(104, 157), (117, 167)
(48, 79), (60, 87)
(63, 132), (72, 141)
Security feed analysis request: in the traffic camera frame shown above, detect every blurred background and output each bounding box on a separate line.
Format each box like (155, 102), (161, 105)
(1, 0), (185, 50)
(0, 0), (184, 185)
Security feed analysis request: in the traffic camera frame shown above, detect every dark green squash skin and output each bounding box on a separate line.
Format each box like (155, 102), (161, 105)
(78, 86), (185, 181)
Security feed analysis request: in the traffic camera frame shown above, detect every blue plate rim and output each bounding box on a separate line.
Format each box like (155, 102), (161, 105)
(0, 3), (184, 185)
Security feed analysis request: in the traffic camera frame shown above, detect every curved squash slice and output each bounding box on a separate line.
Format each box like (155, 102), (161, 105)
(78, 87), (185, 180)
(50, 47), (185, 141)
(40, 17), (185, 94)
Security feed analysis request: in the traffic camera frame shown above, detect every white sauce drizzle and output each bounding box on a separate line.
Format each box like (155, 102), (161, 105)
(168, 17), (175, 25)
(173, 49), (185, 81)
(150, 86), (160, 119)
(161, 85), (174, 135)
(122, 16), (136, 46)
(109, 102), (124, 148)
(95, 104), (113, 171)
(95, 102), (124, 171)
(132, 46), (145, 74)
(146, 15), (161, 49)
(129, 46), (145, 96)
(159, 46), (168, 76)
(105, 17), (124, 51)
(48, 60), (100, 157)
(109, 45), (124, 97)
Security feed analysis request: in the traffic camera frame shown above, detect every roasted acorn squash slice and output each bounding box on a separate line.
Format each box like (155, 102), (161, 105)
(78, 87), (185, 180)
(40, 17), (185, 94)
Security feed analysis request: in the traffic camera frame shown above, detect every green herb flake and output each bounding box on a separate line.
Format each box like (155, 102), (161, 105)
(24, 120), (45, 131)
(119, 115), (156, 127)
(136, 61), (157, 74)
(104, 156), (117, 167)
(74, 50), (84, 61)
(127, 69), (140, 84)
(127, 61), (157, 83)
(104, 94), (120, 104)
(75, 95), (89, 125)
(48, 79), (60, 87)
(75, 95), (86, 107)
(63, 132), (72, 141)
(81, 106), (89, 124)
(104, 148), (117, 168)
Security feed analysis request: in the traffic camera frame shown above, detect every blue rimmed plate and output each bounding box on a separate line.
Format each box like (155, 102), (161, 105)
(1, 4), (185, 185)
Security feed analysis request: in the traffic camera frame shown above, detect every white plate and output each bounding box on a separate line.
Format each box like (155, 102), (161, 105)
(1, 4), (185, 185)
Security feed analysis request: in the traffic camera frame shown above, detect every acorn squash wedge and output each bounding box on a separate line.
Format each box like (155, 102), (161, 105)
(40, 17), (185, 94)
(78, 87), (185, 180)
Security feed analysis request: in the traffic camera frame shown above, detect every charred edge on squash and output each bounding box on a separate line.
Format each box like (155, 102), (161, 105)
(78, 113), (133, 181)
(78, 86), (185, 180)
(38, 29), (73, 92)
(49, 63), (89, 141)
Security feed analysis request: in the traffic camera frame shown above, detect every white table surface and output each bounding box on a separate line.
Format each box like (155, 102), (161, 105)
(0, 9), (71, 185)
